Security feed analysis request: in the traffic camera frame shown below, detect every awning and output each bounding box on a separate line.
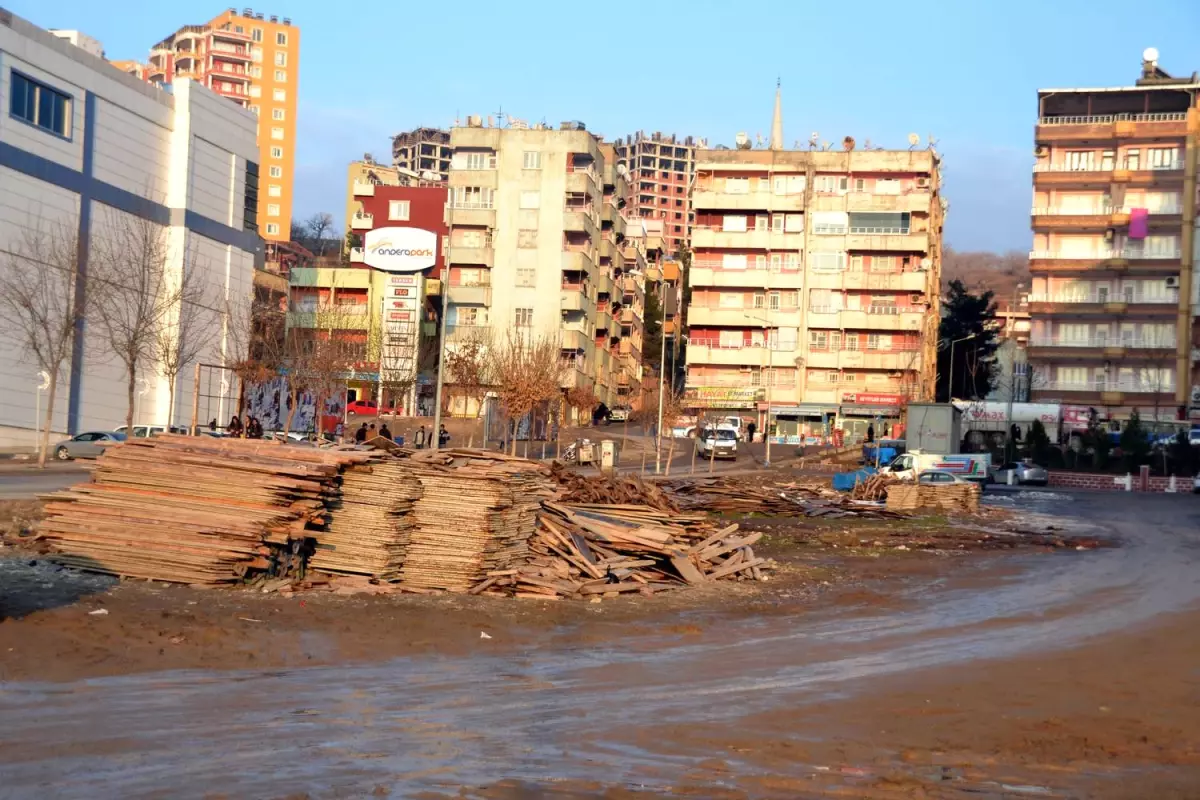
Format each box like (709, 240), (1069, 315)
(768, 404), (838, 416)
(841, 404), (903, 416)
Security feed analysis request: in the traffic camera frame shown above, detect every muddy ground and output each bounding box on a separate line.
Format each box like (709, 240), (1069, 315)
(1, 490), (1198, 798)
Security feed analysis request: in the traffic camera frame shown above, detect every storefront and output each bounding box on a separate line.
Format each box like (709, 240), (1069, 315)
(765, 404), (839, 445)
(838, 392), (904, 440)
(956, 401), (1061, 447)
(683, 387), (765, 421)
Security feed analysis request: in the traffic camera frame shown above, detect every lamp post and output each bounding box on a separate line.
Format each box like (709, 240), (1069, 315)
(1003, 282), (1026, 462)
(946, 332), (978, 400)
(744, 312), (773, 467)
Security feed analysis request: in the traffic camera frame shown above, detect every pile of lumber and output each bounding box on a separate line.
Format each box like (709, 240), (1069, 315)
(886, 482), (981, 513)
(308, 461), (422, 579)
(397, 449), (555, 591)
(39, 435), (375, 584)
(664, 476), (900, 519)
(850, 472), (896, 502)
(549, 462), (679, 512)
(470, 502), (767, 599)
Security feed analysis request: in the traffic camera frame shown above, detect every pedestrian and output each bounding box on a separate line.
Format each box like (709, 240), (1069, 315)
(438, 424), (450, 447)
(368, 423), (377, 439)
(866, 423), (875, 443)
(414, 425), (427, 449)
(208, 418), (217, 432)
(228, 415), (243, 437)
(379, 422), (392, 441)
(746, 421), (757, 443)
(354, 422), (368, 443)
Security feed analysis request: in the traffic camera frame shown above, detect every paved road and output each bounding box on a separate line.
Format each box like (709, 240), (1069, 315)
(0, 468), (89, 499)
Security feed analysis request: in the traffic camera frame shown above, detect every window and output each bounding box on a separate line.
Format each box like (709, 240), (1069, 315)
(459, 151), (496, 170)
(1124, 149), (1140, 170)
(270, 146), (283, 158)
(269, 165), (282, 178)
(755, 215), (767, 231)
(274, 69), (287, 82)
(874, 179), (901, 195)
(772, 214), (785, 233)
(1149, 147), (1179, 169)
(849, 254), (864, 272)
(811, 252), (846, 272)
(249, 66), (262, 77)
(451, 186), (495, 209)
(853, 178), (866, 192)
(267, 203), (280, 217)
(810, 330), (829, 350)
(815, 175), (848, 193)
(521, 150), (542, 169)
(388, 200), (410, 221)
(768, 291), (781, 310)
(1100, 150), (1115, 171)
(272, 108), (285, 121)
(274, 51), (287, 66)
(845, 333), (859, 351)
(519, 191), (540, 209)
(248, 85), (262, 98)
(867, 334), (882, 350)
(515, 308), (534, 328)
(516, 268), (536, 287)
(248, 104), (259, 116)
(9, 72), (71, 137)
(723, 254), (747, 270)
(1065, 150), (1095, 171)
(517, 229), (537, 248)
(725, 177), (749, 194)
(265, 222), (279, 235)
(273, 89), (286, 102)
(251, 47), (263, 62)
(785, 214), (803, 232)
(268, 185), (281, 197)
(722, 214), (747, 232)
(276, 31), (288, 45)
(270, 126), (284, 140)
(812, 211), (848, 234)
(243, 161), (259, 233)
(252, 28), (263, 42)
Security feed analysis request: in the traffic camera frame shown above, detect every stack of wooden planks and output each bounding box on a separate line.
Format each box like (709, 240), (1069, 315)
(665, 476), (900, 519)
(549, 463), (679, 512)
(469, 501), (767, 599)
(886, 482), (981, 513)
(308, 461), (423, 579)
(397, 448), (555, 592)
(850, 472), (896, 502)
(39, 435), (376, 584)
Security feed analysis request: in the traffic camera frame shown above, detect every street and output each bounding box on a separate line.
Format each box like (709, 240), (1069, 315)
(0, 467), (90, 500)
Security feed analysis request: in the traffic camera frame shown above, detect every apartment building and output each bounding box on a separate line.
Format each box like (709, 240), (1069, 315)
(1029, 50), (1199, 421)
(134, 8), (299, 242)
(0, 8), (261, 445)
(614, 131), (701, 256)
(685, 91), (944, 441)
(343, 156), (401, 249)
(392, 127), (451, 180)
(444, 119), (644, 415)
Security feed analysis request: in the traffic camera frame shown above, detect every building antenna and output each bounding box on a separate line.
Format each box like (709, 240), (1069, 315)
(492, 105), (505, 127)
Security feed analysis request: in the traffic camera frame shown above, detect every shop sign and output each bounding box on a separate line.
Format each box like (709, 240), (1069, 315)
(364, 227), (437, 272)
(684, 386), (766, 408)
(841, 392), (902, 406)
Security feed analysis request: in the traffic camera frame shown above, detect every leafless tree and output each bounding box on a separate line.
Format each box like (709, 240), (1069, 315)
(152, 252), (217, 428)
(88, 208), (185, 435)
(489, 331), (564, 455)
(367, 320), (418, 419)
(0, 217), (87, 466)
(443, 329), (494, 445)
(301, 212), (336, 257)
(280, 307), (360, 436)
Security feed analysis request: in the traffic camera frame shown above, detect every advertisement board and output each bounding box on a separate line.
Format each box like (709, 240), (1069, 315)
(364, 227), (437, 272)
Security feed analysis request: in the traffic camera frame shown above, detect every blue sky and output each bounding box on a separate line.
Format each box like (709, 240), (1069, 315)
(13, 0), (1200, 252)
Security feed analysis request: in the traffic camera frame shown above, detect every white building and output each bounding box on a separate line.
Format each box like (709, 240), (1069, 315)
(47, 29), (103, 59)
(0, 8), (261, 447)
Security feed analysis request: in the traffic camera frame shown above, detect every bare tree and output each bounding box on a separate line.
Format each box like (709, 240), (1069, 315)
(367, 319), (418, 419)
(489, 332), (564, 455)
(152, 252), (216, 428)
(89, 208), (182, 434)
(0, 217), (86, 466)
(443, 329), (494, 445)
(301, 212), (336, 257)
(280, 307), (360, 437)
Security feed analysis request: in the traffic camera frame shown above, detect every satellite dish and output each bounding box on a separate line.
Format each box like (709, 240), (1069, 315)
(734, 131), (750, 149)
(907, 132), (920, 147)
(1143, 47), (1159, 63)
(809, 131), (819, 143)
(616, 163), (628, 177)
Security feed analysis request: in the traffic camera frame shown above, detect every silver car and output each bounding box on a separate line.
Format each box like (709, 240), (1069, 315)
(990, 460), (1049, 486)
(54, 431), (126, 460)
(917, 469), (972, 484)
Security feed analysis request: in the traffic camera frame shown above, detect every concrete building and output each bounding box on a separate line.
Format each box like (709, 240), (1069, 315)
(685, 87), (944, 442)
(614, 131), (702, 257)
(444, 119), (646, 414)
(392, 126), (451, 181)
(132, 8), (299, 243)
(1028, 50), (1199, 422)
(0, 7), (261, 446)
(48, 29), (103, 58)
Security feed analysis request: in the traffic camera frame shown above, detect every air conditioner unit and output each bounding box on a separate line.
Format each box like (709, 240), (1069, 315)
(1165, 276), (1180, 289)
(1034, 145), (1049, 157)
(1104, 228), (1115, 242)
(909, 294), (924, 303)
(915, 177), (930, 188)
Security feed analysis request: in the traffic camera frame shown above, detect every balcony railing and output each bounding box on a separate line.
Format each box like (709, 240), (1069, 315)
(1033, 160), (1183, 173)
(1037, 112), (1187, 125)
(1030, 336), (1176, 349)
(848, 226), (910, 235)
(1029, 249), (1181, 260)
(449, 199), (494, 210)
(1038, 379), (1176, 393)
(1031, 205), (1114, 216)
(1027, 291), (1177, 305)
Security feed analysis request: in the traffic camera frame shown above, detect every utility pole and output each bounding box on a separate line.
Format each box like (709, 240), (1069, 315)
(432, 191), (453, 450)
(1003, 283), (1026, 463)
(654, 294), (669, 474)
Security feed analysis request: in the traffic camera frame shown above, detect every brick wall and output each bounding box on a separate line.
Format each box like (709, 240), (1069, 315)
(1047, 471), (1179, 493)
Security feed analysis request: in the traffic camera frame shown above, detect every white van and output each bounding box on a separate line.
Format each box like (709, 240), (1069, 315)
(880, 451), (992, 485)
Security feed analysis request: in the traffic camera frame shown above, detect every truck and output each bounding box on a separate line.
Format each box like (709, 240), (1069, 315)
(879, 451), (992, 485)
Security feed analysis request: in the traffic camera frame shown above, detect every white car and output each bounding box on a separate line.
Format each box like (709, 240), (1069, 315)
(696, 427), (738, 460)
(1193, 474), (1200, 494)
(917, 469), (972, 485)
(609, 407), (630, 422)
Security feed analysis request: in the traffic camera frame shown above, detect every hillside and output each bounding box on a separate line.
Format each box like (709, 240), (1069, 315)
(941, 248), (1030, 306)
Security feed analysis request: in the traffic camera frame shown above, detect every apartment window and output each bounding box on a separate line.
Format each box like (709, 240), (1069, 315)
(516, 268), (536, 287)
(249, 66), (262, 77)
(251, 47), (262, 62)
(722, 214), (747, 232)
(1065, 150), (1095, 171)
(451, 186), (495, 208)
(517, 229), (538, 248)
(853, 178), (866, 192)
(274, 69), (287, 82)
(456, 151), (497, 170)
(267, 203), (280, 217)
(849, 254), (864, 272)
(252, 28), (263, 42)
(276, 32), (288, 45)
(522, 151), (542, 169)
(234, 25), (244, 33)
(270, 126), (284, 140)
(867, 334), (882, 350)
(725, 177), (749, 194)
(811, 252), (846, 272)
(268, 185), (281, 197)
(810, 330), (828, 350)
(272, 108), (285, 120)
(1100, 150), (1115, 170)
(769, 254), (783, 272)
(771, 214), (785, 233)
(875, 179), (901, 195)
(515, 308), (534, 328)
(519, 191), (540, 209)
(265, 222), (279, 235)
(273, 89), (286, 102)
(845, 333), (860, 351)
(243, 161), (259, 233)
(269, 165), (282, 178)
(9, 72), (71, 138)
(755, 215), (768, 231)
(274, 51), (287, 66)
(388, 200), (410, 221)
(812, 211), (848, 234)
(1148, 147), (1179, 169)
(270, 146), (283, 158)
(768, 291), (781, 310)
(815, 175), (848, 193)
(249, 85), (262, 98)
(1124, 149), (1140, 170)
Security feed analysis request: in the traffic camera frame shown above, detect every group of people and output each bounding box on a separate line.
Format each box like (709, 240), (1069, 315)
(353, 422), (393, 443)
(211, 415), (264, 439)
(353, 421), (449, 448)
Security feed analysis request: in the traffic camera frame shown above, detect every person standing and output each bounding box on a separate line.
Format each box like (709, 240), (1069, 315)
(379, 423), (393, 441)
(866, 423), (875, 443)
(354, 422), (368, 443)
(414, 425), (427, 449)
(438, 424), (450, 447)
(746, 421), (757, 443)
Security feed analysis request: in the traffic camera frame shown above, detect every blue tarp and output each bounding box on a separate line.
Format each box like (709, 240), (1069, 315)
(833, 467), (878, 492)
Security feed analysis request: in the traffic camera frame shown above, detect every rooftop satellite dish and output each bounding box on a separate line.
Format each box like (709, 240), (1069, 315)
(734, 131), (750, 150)
(907, 132), (920, 148)
(616, 163), (628, 177)
(420, 170), (438, 181)
(1143, 46), (1159, 63)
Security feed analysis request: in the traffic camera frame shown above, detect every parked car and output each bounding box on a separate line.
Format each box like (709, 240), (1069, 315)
(346, 400), (384, 416)
(917, 469), (972, 485)
(114, 424), (165, 438)
(695, 426), (738, 460)
(989, 460), (1050, 486)
(54, 431), (126, 460)
(609, 406), (630, 422)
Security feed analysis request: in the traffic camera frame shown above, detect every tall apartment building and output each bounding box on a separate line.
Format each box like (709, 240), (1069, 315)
(133, 8), (299, 242)
(1029, 50), (1199, 421)
(444, 119), (646, 415)
(614, 131), (702, 256)
(685, 90), (943, 441)
(392, 127), (451, 180)
(0, 8), (261, 445)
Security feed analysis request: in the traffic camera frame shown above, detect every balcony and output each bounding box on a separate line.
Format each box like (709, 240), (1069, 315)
(561, 327), (594, 353)
(446, 324), (491, 344)
(1033, 160), (1185, 189)
(807, 270), (928, 291)
(1027, 291), (1178, 315)
(845, 192), (932, 214)
(845, 230), (929, 252)
(566, 169), (599, 195)
(446, 279), (492, 306)
(450, 169), (499, 189)
(560, 364), (592, 390)
(1032, 380), (1176, 405)
(209, 64), (249, 82)
(449, 246), (493, 267)
(352, 181), (375, 197)
(287, 306), (370, 330)
(560, 288), (595, 315)
(1035, 112), (1188, 142)
(687, 306), (768, 326)
(1028, 336), (1177, 358)
(688, 264), (805, 289)
(806, 307), (925, 331)
(564, 209), (599, 238)
(210, 43), (251, 62)
(446, 201), (495, 227)
(691, 187), (806, 212)
(807, 349), (921, 370)
(688, 341), (770, 367)
(690, 227), (805, 250)
(349, 247), (364, 264)
(350, 212), (374, 230)
(562, 249), (595, 274)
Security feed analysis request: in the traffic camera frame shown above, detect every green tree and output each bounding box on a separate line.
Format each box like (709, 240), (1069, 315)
(642, 284), (664, 373)
(1025, 418), (1051, 464)
(1085, 408), (1113, 471)
(935, 280), (1000, 401)
(1119, 410), (1150, 470)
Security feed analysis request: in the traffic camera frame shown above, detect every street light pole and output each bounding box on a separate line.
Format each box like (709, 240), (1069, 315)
(946, 332), (977, 400)
(432, 193), (454, 451)
(655, 297), (669, 474)
(1003, 283), (1026, 462)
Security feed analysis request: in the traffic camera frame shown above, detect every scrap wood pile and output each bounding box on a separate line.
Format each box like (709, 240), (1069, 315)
(886, 482), (981, 514)
(471, 501), (767, 599)
(38, 435), (376, 585)
(850, 472), (896, 502)
(548, 462), (679, 512)
(663, 476), (902, 519)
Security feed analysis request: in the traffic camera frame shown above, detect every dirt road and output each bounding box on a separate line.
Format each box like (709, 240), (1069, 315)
(1, 491), (1198, 798)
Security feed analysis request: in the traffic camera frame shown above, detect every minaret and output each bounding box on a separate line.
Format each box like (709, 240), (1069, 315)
(769, 79), (783, 150)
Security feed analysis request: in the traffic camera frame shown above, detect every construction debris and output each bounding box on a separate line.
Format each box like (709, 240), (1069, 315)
(549, 463), (679, 512)
(886, 482), (981, 514)
(664, 476), (903, 519)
